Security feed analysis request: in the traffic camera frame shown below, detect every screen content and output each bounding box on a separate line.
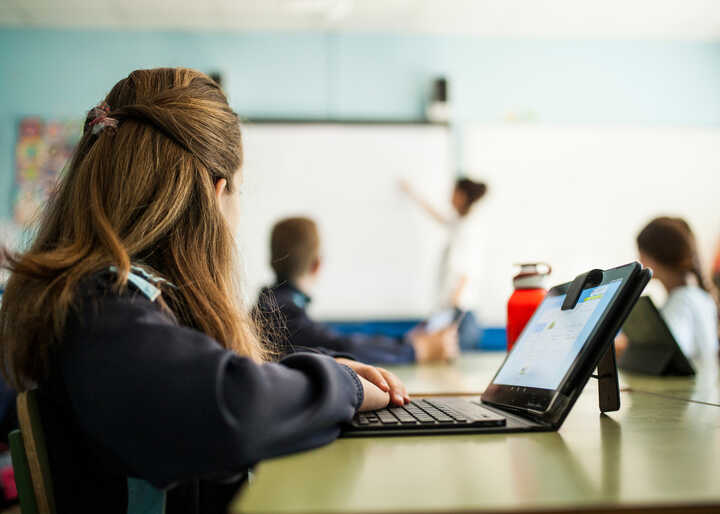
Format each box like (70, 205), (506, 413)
(494, 279), (622, 390)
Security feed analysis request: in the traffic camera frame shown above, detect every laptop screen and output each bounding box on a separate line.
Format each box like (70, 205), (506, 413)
(493, 279), (623, 390)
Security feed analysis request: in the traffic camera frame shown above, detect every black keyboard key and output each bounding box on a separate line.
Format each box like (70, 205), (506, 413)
(406, 409), (435, 423)
(363, 412), (381, 423)
(420, 406), (453, 422)
(388, 407), (419, 424)
(404, 405), (425, 415)
(428, 411), (454, 422)
(414, 412), (436, 423)
(376, 409), (399, 425)
(404, 401), (440, 424)
(423, 400), (471, 422)
(424, 399), (453, 411)
(443, 409), (468, 422)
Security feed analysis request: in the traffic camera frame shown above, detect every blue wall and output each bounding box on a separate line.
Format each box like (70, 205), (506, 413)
(2, 28), (720, 217)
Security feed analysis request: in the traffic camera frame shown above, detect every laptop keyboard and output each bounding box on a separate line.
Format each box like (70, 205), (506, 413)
(352, 398), (506, 429)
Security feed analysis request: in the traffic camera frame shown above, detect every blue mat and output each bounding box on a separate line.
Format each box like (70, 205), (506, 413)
(325, 320), (507, 351)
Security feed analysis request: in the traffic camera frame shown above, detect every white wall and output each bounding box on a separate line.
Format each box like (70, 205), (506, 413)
(463, 124), (720, 324)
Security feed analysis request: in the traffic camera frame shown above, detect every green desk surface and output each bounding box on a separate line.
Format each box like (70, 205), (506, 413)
(620, 359), (720, 407)
(232, 353), (720, 513)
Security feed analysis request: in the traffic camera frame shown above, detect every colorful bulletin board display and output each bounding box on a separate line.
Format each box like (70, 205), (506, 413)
(14, 117), (81, 225)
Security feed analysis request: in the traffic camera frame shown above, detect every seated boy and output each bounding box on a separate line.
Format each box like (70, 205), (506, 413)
(256, 217), (459, 365)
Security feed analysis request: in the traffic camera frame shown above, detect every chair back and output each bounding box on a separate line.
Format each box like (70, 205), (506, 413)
(16, 391), (56, 514)
(15, 389), (165, 514)
(9, 428), (39, 514)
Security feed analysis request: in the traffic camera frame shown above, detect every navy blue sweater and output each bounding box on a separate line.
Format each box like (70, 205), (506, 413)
(40, 273), (363, 514)
(256, 281), (416, 365)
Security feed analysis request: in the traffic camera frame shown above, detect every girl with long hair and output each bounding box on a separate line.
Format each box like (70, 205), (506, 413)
(0, 68), (406, 513)
(631, 217), (718, 360)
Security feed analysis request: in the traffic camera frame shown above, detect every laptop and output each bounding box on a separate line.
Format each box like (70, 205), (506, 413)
(618, 296), (695, 376)
(343, 262), (651, 436)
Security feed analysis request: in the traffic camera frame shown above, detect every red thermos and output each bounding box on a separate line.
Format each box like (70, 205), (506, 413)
(507, 263), (551, 351)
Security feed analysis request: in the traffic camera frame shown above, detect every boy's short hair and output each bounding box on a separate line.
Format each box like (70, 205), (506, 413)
(270, 217), (320, 280)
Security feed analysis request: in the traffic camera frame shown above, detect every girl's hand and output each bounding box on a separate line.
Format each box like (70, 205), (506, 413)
(357, 376), (391, 412)
(336, 358), (409, 407)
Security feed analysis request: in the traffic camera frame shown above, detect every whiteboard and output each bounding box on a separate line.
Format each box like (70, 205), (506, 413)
(237, 123), (452, 319)
(237, 123), (720, 325)
(462, 124), (720, 324)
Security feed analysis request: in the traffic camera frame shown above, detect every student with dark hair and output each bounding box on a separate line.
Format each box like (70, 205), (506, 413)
(399, 176), (488, 349)
(0, 68), (408, 514)
(619, 216), (718, 361)
(256, 217), (459, 365)
(452, 178), (488, 216)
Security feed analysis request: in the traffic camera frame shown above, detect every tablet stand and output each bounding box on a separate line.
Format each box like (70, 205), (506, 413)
(595, 345), (620, 413)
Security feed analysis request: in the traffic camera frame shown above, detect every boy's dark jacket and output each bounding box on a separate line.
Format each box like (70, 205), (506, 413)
(256, 281), (416, 365)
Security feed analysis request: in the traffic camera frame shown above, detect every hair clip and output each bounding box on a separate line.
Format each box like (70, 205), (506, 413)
(86, 101), (118, 135)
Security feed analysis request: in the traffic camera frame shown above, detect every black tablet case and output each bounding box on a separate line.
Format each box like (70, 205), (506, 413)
(619, 296), (695, 376)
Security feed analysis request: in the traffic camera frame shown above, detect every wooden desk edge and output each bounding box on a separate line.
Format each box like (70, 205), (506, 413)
(236, 502), (720, 514)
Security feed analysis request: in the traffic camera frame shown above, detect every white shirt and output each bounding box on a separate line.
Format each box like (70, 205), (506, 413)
(436, 213), (483, 310)
(661, 285), (718, 361)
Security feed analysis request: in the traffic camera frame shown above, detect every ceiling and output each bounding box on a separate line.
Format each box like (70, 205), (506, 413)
(1, 0), (720, 40)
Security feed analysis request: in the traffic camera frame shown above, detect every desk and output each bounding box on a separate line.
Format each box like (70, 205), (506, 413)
(620, 360), (720, 407)
(232, 353), (720, 514)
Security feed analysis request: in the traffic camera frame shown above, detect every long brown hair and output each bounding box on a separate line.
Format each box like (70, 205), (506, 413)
(637, 216), (709, 292)
(1, 68), (267, 390)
